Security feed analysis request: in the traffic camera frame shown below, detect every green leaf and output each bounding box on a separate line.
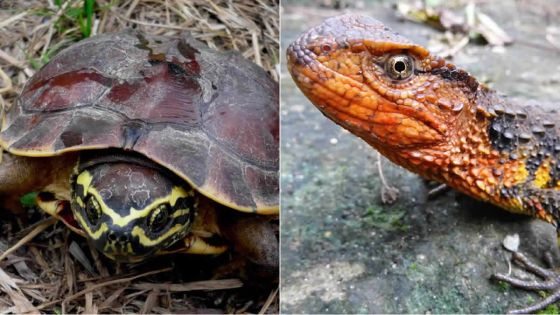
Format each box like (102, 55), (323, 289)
(78, 9), (86, 37)
(65, 7), (82, 19)
(20, 192), (38, 207)
(29, 58), (44, 70)
(83, 0), (95, 38)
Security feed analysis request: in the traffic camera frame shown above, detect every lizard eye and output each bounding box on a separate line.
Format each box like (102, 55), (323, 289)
(385, 54), (414, 80)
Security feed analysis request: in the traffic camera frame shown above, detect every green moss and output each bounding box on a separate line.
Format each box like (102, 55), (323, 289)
(362, 205), (409, 231)
(405, 285), (468, 313)
(496, 280), (511, 292)
(537, 303), (560, 314)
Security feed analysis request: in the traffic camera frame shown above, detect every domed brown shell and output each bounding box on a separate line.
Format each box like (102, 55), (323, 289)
(0, 32), (278, 214)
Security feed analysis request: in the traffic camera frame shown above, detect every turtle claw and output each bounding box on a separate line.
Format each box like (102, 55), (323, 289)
(492, 251), (560, 313)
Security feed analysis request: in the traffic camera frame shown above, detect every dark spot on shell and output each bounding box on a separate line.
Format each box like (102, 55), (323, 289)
(122, 120), (146, 149)
(177, 39), (199, 60)
(167, 62), (187, 76)
(60, 130), (84, 147)
(177, 40), (201, 75)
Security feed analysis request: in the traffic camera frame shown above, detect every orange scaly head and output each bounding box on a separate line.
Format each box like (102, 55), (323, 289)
(287, 15), (481, 172)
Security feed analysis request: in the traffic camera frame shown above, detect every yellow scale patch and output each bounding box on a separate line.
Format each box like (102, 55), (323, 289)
(533, 160), (551, 188)
(513, 162), (529, 184)
(498, 159), (555, 216)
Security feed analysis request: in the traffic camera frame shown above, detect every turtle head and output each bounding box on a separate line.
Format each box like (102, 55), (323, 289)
(70, 156), (197, 262)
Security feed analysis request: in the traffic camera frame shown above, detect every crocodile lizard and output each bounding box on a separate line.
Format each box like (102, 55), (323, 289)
(287, 14), (560, 313)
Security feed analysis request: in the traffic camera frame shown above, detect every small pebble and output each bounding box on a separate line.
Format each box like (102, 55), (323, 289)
(502, 233), (520, 252)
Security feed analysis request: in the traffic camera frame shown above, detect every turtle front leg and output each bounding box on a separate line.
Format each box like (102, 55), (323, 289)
(220, 215), (279, 269)
(177, 214), (279, 269)
(0, 151), (76, 215)
(182, 234), (229, 255)
(0, 152), (39, 214)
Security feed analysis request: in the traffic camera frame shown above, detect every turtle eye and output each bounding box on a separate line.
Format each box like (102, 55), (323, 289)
(147, 204), (171, 233)
(385, 54), (414, 80)
(85, 195), (101, 226)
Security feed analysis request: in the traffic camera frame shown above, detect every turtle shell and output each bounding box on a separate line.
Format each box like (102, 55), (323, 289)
(0, 32), (278, 214)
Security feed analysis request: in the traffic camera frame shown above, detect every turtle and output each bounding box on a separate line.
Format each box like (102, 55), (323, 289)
(0, 31), (279, 267)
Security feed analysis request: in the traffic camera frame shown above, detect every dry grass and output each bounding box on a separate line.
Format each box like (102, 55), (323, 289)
(0, 0), (278, 313)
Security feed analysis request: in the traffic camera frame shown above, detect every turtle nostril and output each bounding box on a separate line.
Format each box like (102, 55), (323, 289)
(108, 233), (117, 242)
(118, 235), (129, 243)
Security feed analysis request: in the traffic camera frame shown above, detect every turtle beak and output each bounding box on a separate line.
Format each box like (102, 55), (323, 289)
(106, 253), (147, 263)
(92, 229), (143, 261)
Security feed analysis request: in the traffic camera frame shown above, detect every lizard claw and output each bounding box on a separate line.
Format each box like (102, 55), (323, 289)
(376, 152), (399, 204)
(492, 251), (560, 313)
(381, 185), (399, 204)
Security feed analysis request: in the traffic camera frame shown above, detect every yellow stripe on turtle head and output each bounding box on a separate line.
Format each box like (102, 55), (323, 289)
(76, 170), (94, 196)
(131, 224), (187, 247)
(76, 170), (193, 227)
(73, 209), (109, 240)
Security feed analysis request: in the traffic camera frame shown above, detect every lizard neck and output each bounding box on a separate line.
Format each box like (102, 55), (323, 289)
(377, 87), (532, 214)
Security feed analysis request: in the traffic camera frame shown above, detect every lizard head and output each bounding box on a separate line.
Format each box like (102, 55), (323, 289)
(287, 14), (479, 153)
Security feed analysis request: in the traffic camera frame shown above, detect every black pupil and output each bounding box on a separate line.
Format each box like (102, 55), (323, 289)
(85, 197), (99, 225)
(394, 60), (406, 72)
(151, 206), (169, 232)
